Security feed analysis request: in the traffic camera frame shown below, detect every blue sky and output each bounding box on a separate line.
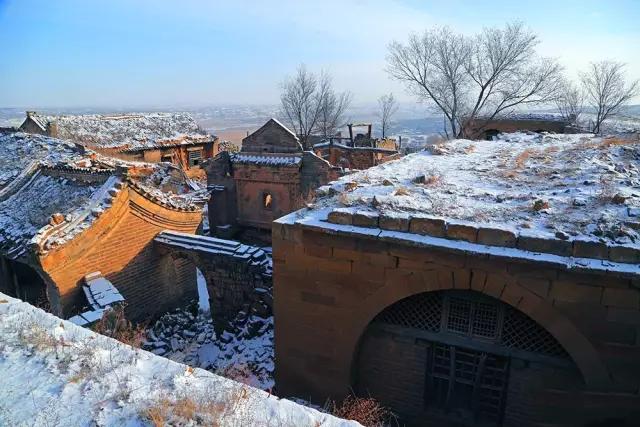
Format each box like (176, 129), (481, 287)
(0, 0), (638, 108)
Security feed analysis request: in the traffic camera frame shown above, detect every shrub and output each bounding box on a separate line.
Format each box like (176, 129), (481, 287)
(327, 394), (392, 427)
(92, 305), (146, 348)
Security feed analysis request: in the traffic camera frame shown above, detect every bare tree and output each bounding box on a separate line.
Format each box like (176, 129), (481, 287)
(555, 80), (584, 124)
(387, 22), (563, 138)
(581, 61), (639, 133)
(316, 73), (352, 139)
(280, 65), (351, 149)
(377, 93), (398, 138)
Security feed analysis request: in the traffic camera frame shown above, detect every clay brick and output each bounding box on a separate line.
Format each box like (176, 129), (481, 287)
(409, 217), (446, 237)
(470, 270), (487, 291)
(572, 239), (608, 260)
(304, 244), (333, 259)
(608, 245), (640, 264)
(484, 274), (507, 298)
(361, 253), (398, 268)
(352, 262), (386, 283)
(501, 284), (524, 306)
(353, 211), (379, 228)
(379, 214), (410, 232)
(453, 269), (471, 289)
(602, 288), (640, 309)
(550, 281), (602, 303)
(518, 277), (550, 298)
(445, 223), (478, 243)
(436, 269), (454, 290)
(517, 235), (572, 257)
(327, 209), (353, 225)
(332, 248), (359, 261)
(300, 291), (335, 306)
(606, 307), (640, 325)
(312, 257), (352, 274)
(477, 227), (517, 247)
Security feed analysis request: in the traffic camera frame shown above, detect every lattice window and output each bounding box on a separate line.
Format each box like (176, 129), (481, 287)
(447, 297), (472, 334)
(472, 301), (500, 339)
(502, 308), (569, 358)
(374, 290), (569, 360)
(375, 292), (442, 332)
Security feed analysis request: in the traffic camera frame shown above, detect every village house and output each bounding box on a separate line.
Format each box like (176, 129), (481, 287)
(312, 123), (401, 170)
(19, 111), (218, 177)
(0, 131), (209, 321)
(273, 132), (640, 426)
(204, 118), (339, 240)
(464, 113), (573, 140)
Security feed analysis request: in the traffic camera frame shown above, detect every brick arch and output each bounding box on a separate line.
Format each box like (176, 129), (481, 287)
(345, 276), (611, 391)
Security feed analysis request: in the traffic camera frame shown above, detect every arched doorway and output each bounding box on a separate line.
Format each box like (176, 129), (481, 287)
(0, 256), (50, 310)
(354, 290), (583, 426)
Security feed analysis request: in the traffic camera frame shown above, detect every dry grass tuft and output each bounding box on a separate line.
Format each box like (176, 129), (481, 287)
(463, 144), (476, 154)
(327, 395), (392, 427)
(144, 386), (253, 427)
(92, 305), (146, 348)
(601, 137), (639, 147)
(532, 199), (550, 211)
(393, 186), (411, 196)
(514, 148), (534, 169)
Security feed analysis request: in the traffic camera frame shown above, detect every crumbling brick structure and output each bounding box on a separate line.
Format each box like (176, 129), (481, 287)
(204, 118), (338, 238)
(20, 111), (217, 176)
(464, 113), (572, 140)
(154, 230), (272, 330)
(0, 132), (207, 321)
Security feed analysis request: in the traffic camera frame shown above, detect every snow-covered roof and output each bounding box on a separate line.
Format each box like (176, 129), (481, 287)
(0, 132), (207, 259)
(0, 293), (358, 427)
(297, 132), (640, 264)
(26, 112), (215, 150)
(232, 153), (302, 167)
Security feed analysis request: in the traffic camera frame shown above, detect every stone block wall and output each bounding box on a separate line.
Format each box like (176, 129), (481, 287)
(273, 219), (640, 425)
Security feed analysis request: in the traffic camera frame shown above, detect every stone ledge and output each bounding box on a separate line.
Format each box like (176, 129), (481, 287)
(323, 208), (640, 265)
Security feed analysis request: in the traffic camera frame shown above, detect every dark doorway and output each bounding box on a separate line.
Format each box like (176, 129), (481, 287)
(425, 342), (509, 426)
(0, 257), (48, 309)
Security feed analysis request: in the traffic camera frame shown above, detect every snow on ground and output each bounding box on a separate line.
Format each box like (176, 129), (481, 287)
(312, 132), (640, 246)
(0, 293), (358, 427)
(144, 265), (274, 391)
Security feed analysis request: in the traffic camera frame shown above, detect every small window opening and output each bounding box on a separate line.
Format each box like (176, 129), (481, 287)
(263, 193), (273, 209)
(188, 150), (203, 167)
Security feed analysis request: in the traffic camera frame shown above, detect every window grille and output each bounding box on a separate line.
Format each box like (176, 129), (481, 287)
(188, 150), (202, 166)
(502, 308), (569, 358)
(376, 292), (442, 332)
(374, 291), (568, 359)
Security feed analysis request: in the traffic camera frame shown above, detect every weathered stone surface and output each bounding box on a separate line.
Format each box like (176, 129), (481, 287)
(327, 209), (353, 225)
(409, 216), (446, 237)
(517, 235), (572, 257)
(446, 223), (478, 243)
(573, 239), (608, 260)
(477, 227), (517, 247)
(353, 211), (379, 228)
(379, 214), (410, 232)
(608, 246), (640, 264)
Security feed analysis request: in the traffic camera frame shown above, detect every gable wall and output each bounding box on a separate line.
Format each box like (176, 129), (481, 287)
(241, 121), (301, 153)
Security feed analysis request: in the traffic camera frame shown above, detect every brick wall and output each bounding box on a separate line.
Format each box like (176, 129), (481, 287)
(273, 220), (640, 425)
(40, 185), (202, 321)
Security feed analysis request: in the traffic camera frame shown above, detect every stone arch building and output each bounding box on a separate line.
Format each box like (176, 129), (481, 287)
(273, 134), (640, 426)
